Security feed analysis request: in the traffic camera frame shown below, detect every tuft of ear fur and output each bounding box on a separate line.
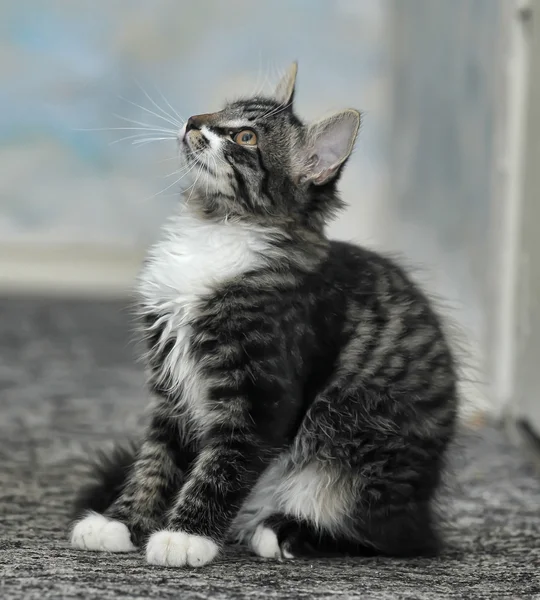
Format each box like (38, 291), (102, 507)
(275, 62), (298, 107)
(301, 109), (361, 185)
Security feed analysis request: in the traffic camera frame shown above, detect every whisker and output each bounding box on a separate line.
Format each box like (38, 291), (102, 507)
(181, 167), (200, 202)
(119, 95), (180, 129)
(212, 156), (225, 179)
(153, 83), (186, 124)
(205, 155), (211, 198)
(163, 155), (198, 175)
(109, 132), (171, 146)
(164, 159), (199, 178)
(209, 153), (228, 169)
(257, 99), (292, 122)
(145, 157), (202, 201)
(133, 79), (182, 127)
(185, 163), (204, 205)
(271, 62), (282, 85)
(257, 60), (273, 97)
(251, 51), (265, 97)
(157, 155), (180, 163)
(112, 114), (177, 134)
(131, 136), (177, 146)
(186, 161), (204, 191)
(74, 126), (173, 134)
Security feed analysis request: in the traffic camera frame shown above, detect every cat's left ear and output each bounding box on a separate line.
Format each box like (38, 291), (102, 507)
(275, 62), (298, 106)
(300, 109), (361, 185)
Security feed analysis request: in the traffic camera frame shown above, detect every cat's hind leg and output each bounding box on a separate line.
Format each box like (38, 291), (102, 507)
(233, 455), (359, 559)
(245, 385), (453, 559)
(275, 382), (454, 558)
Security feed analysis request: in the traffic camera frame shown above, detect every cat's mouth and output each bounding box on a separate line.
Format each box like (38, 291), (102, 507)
(178, 124), (209, 157)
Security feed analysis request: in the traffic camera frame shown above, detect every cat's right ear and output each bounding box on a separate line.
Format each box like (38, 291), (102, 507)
(274, 62), (298, 106)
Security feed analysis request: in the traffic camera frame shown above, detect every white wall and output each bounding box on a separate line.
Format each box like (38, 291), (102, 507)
(387, 0), (503, 418)
(502, 0), (540, 430)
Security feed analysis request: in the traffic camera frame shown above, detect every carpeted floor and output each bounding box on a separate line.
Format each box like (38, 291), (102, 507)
(1, 297), (539, 600)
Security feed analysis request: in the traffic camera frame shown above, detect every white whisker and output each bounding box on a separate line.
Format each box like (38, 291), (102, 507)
(109, 132), (172, 146)
(112, 114), (177, 134)
(153, 83), (186, 124)
(185, 163), (204, 205)
(210, 153), (228, 169)
(205, 156), (211, 198)
(257, 99), (292, 122)
(251, 51), (265, 97)
(257, 60), (273, 97)
(119, 95), (179, 129)
(145, 156), (202, 201)
(132, 136), (177, 146)
(163, 160), (196, 178)
(133, 79), (182, 127)
(164, 158), (201, 178)
(164, 169), (182, 178)
(157, 155), (181, 163)
(75, 126), (173, 133)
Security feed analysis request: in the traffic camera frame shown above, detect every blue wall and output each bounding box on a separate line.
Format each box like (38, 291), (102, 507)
(0, 0), (386, 247)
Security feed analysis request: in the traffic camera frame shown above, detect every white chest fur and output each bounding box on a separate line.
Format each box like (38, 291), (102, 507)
(137, 209), (272, 434)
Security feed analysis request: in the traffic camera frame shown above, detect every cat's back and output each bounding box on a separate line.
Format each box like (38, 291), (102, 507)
(324, 239), (419, 296)
(313, 239), (457, 394)
(322, 239), (442, 326)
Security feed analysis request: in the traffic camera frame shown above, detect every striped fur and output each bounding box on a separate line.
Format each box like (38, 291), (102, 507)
(71, 64), (458, 567)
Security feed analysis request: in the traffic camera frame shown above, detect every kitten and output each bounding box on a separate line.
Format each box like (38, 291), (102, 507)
(71, 63), (458, 567)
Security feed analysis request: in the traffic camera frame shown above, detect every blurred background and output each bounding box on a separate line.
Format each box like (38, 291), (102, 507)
(0, 0), (539, 434)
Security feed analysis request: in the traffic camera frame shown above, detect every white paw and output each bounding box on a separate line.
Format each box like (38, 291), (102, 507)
(71, 513), (137, 553)
(146, 530), (219, 567)
(281, 544), (295, 559)
(250, 525), (281, 559)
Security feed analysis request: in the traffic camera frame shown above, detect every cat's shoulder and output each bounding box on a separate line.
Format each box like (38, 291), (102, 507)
(326, 239), (404, 274)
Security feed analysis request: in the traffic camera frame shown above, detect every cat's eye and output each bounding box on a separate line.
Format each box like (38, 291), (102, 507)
(232, 129), (257, 146)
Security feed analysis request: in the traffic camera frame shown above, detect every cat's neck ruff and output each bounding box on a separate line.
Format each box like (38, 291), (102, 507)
(137, 204), (275, 311)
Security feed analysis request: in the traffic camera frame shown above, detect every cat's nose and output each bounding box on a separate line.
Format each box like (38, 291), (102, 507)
(185, 113), (214, 132)
(185, 117), (199, 133)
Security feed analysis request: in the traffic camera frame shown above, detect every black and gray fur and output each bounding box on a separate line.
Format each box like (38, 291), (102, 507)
(72, 63), (458, 563)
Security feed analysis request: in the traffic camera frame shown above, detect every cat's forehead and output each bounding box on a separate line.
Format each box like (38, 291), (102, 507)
(222, 97), (287, 122)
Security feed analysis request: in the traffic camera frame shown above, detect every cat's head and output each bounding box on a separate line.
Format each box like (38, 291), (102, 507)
(177, 63), (360, 231)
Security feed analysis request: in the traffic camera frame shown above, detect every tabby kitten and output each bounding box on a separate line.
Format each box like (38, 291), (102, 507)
(71, 63), (458, 567)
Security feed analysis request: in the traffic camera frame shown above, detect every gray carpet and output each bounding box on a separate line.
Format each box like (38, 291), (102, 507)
(1, 297), (539, 600)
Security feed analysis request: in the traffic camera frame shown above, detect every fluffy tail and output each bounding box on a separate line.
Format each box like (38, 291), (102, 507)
(72, 442), (137, 519)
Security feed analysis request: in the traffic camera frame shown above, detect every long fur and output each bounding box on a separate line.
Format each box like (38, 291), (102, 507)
(71, 65), (458, 565)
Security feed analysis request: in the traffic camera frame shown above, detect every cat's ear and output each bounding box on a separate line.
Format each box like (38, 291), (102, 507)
(274, 62), (298, 106)
(300, 109), (361, 185)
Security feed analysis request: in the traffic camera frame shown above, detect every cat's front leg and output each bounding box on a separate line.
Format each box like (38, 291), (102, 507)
(71, 411), (190, 552)
(144, 307), (298, 567)
(145, 423), (281, 567)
